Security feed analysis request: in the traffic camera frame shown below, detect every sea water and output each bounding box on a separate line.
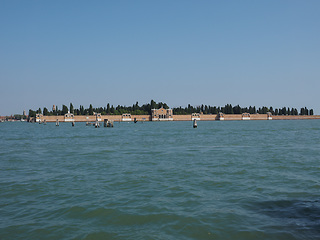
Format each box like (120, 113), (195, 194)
(0, 120), (319, 240)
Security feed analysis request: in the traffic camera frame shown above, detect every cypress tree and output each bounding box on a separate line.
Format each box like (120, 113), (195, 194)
(89, 104), (93, 115)
(300, 108), (304, 115)
(29, 109), (36, 117)
(70, 103), (74, 114)
(62, 105), (68, 115)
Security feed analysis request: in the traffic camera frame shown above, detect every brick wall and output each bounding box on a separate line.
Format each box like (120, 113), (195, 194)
(39, 114), (320, 122)
(173, 115), (191, 121)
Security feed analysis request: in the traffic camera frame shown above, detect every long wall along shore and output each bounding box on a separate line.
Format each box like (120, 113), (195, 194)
(34, 107), (320, 123)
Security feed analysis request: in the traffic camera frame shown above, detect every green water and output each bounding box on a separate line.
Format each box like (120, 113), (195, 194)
(0, 120), (319, 239)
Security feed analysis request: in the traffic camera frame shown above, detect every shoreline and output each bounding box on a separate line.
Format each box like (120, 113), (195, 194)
(30, 114), (320, 123)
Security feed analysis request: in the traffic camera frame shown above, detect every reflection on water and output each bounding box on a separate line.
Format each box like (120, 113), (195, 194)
(246, 199), (320, 239)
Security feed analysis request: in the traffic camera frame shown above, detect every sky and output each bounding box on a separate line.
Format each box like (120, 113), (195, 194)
(1, 0), (319, 115)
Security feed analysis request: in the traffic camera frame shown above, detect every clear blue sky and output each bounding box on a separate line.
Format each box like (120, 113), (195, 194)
(1, 0), (319, 115)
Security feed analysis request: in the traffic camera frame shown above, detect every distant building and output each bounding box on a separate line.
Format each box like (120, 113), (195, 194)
(191, 113), (200, 121)
(122, 113), (132, 122)
(64, 111), (74, 122)
(23, 110), (26, 116)
(35, 113), (43, 123)
(95, 112), (102, 121)
(242, 113), (250, 120)
(217, 112), (224, 121)
(52, 105), (56, 112)
(151, 107), (173, 121)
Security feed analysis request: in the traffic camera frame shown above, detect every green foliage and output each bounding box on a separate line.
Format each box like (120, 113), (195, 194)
(43, 107), (48, 116)
(70, 103), (74, 114)
(300, 107), (309, 115)
(13, 114), (22, 120)
(150, 100), (157, 110)
(62, 105), (69, 115)
(29, 109), (36, 117)
(89, 104), (93, 115)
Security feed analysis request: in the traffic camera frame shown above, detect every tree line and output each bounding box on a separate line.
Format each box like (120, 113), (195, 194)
(172, 104), (314, 116)
(28, 100), (169, 117)
(28, 101), (314, 117)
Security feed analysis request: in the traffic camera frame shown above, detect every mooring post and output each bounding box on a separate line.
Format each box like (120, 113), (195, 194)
(72, 121), (75, 127)
(193, 119), (197, 128)
(106, 120), (114, 127)
(95, 113), (100, 128)
(56, 119), (59, 126)
(104, 119), (108, 127)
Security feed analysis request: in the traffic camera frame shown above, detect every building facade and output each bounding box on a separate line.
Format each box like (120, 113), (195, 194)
(122, 113), (132, 122)
(191, 113), (201, 121)
(64, 111), (74, 122)
(151, 108), (173, 121)
(35, 113), (43, 123)
(242, 113), (250, 120)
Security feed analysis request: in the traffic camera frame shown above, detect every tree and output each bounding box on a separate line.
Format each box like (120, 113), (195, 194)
(89, 104), (93, 115)
(29, 109), (36, 117)
(133, 101), (139, 111)
(269, 106), (274, 114)
(290, 108), (294, 115)
(106, 103), (110, 114)
(70, 103), (74, 114)
(62, 105), (69, 115)
(212, 106), (216, 114)
(43, 107), (48, 116)
(281, 107), (287, 115)
(310, 109), (314, 115)
(300, 108), (305, 115)
(150, 100), (157, 110)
